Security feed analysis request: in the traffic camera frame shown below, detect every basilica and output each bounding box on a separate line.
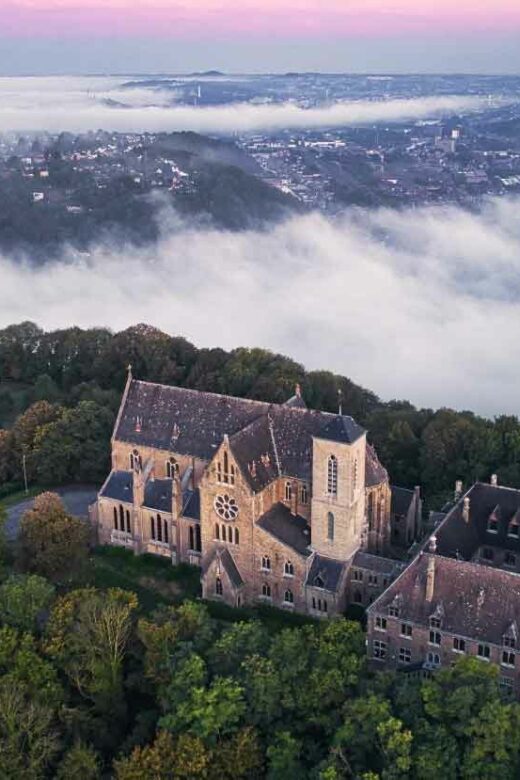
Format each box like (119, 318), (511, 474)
(92, 369), (420, 617)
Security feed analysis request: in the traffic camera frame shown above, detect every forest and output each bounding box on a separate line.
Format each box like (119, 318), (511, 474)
(2, 320), (520, 508)
(0, 491), (520, 779)
(2, 321), (520, 777)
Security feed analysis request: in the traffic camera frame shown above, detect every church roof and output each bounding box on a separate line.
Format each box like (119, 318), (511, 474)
(182, 489), (201, 521)
(144, 478), (173, 513)
(435, 482), (520, 560)
(256, 502), (312, 557)
(202, 547), (244, 589)
(391, 486), (416, 517)
(370, 552), (520, 647)
(365, 443), (389, 487)
(306, 554), (346, 592)
(114, 380), (366, 488)
(100, 470), (133, 503)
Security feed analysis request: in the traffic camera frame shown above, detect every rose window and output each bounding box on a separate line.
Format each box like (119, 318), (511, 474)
(214, 494), (239, 521)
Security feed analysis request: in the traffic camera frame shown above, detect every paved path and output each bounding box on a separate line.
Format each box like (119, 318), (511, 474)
(4, 485), (98, 541)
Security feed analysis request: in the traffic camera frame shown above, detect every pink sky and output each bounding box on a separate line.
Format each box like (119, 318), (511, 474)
(3, 0), (520, 38)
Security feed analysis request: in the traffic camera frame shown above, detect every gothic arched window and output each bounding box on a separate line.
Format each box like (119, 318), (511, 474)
(119, 504), (125, 532)
(327, 455), (338, 496)
(216, 577), (223, 596)
(285, 482), (292, 501)
(261, 555), (271, 571)
(234, 528), (240, 545)
(284, 589), (294, 604)
(284, 561), (294, 576)
(262, 583), (271, 598)
(113, 507), (118, 530)
(327, 512), (335, 541)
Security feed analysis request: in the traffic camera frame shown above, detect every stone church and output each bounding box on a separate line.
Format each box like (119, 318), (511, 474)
(93, 369), (417, 617)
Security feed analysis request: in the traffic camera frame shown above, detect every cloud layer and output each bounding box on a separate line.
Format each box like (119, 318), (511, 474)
(0, 76), (499, 133)
(1, 197), (520, 417)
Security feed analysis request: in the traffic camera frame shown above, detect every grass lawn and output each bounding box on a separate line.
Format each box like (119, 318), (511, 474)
(89, 545), (316, 629)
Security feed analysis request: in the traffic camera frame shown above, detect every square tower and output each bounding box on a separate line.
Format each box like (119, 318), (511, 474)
(310, 416), (367, 561)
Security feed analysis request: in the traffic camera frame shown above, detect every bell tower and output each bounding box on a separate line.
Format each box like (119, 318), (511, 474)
(310, 416), (367, 561)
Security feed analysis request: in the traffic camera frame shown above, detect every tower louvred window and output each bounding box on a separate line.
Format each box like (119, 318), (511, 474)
(327, 455), (338, 495)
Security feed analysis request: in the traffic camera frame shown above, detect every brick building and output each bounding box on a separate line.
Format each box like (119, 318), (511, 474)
(367, 480), (520, 695)
(92, 369), (408, 616)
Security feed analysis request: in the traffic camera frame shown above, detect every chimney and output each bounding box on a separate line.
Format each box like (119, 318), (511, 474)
(454, 480), (463, 500)
(462, 496), (470, 524)
(491, 474), (498, 487)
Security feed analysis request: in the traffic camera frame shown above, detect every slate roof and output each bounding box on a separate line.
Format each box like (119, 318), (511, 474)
(306, 554), (346, 592)
(143, 478), (173, 513)
(256, 502), (312, 557)
(370, 552), (520, 646)
(365, 443), (389, 487)
(353, 550), (404, 576)
(435, 482), (520, 560)
(100, 470), (133, 503)
(316, 414), (366, 445)
(182, 489), (201, 521)
(391, 486), (415, 517)
(202, 547), (244, 589)
(114, 381), (366, 489)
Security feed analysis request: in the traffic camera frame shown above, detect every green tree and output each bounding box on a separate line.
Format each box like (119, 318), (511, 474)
(267, 731), (303, 780)
(33, 400), (114, 485)
(208, 620), (269, 676)
(17, 492), (90, 585)
(0, 677), (59, 780)
(0, 574), (55, 632)
(114, 731), (209, 780)
(45, 587), (137, 719)
(0, 625), (63, 708)
(161, 676), (245, 744)
(55, 742), (100, 780)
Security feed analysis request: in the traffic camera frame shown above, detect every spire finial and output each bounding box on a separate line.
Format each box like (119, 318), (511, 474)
(295, 383), (301, 398)
(127, 363), (133, 379)
(338, 388), (343, 416)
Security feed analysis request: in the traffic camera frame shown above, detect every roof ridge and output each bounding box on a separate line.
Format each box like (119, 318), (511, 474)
(130, 379), (348, 421)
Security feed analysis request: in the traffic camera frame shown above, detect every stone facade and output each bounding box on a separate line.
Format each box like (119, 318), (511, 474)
(94, 371), (405, 617)
(367, 480), (520, 697)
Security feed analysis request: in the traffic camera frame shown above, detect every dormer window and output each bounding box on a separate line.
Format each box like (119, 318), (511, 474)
(487, 507), (500, 533)
(430, 617), (441, 629)
(327, 455), (338, 496)
(508, 514), (520, 538)
(503, 622), (518, 649)
(166, 457), (179, 478)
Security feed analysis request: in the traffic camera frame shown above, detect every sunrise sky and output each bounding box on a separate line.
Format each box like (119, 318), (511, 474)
(1, 0), (519, 73)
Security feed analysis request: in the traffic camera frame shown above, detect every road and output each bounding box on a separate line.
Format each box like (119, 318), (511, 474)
(4, 485), (99, 541)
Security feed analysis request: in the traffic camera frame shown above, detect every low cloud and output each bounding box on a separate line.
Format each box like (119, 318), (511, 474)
(0, 76), (501, 133)
(1, 196), (520, 417)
